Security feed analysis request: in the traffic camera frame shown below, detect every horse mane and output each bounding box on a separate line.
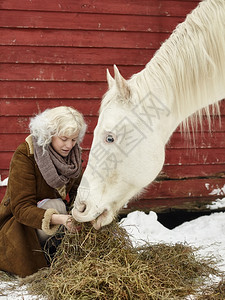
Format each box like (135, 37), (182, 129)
(130, 0), (225, 132)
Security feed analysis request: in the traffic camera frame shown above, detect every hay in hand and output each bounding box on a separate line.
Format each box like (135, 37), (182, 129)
(21, 221), (221, 300)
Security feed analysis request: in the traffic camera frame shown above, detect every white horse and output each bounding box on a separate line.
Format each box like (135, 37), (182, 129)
(72, 0), (225, 229)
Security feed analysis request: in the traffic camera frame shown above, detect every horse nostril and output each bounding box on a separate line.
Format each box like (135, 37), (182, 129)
(81, 203), (86, 213)
(76, 202), (86, 213)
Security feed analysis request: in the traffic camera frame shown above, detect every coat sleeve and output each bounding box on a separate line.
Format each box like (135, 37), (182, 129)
(7, 145), (59, 234)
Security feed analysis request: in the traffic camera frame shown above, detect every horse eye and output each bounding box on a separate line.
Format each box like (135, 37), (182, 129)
(105, 134), (115, 143)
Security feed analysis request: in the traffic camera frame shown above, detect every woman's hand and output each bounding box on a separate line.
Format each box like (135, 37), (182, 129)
(64, 215), (82, 233)
(51, 214), (81, 233)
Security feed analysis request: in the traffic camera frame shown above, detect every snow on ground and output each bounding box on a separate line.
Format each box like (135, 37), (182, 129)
(0, 282), (35, 300)
(120, 209), (225, 272)
(1, 192), (225, 298)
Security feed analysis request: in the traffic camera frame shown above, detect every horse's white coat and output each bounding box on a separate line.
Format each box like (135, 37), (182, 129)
(72, 0), (225, 229)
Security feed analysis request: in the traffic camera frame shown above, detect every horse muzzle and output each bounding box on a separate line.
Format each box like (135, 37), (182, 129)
(72, 205), (113, 230)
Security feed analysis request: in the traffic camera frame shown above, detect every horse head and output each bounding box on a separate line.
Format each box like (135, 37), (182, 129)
(72, 65), (169, 229)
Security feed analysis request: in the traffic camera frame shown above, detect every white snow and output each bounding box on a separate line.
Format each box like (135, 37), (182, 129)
(206, 197), (225, 209)
(0, 176), (8, 187)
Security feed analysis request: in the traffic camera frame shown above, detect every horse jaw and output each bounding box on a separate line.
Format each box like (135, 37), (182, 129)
(72, 66), (167, 229)
(72, 131), (165, 229)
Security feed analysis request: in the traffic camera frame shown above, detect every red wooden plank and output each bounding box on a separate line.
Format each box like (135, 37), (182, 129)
(0, 117), (31, 134)
(0, 170), (8, 179)
(0, 170), (223, 204)
(168, 132), (225, 149)
(0, 81), (107, 99)
(79, 156), (225, 178)
(2, 148), (224, 181)
(165, 148), (225, 165)
(2, 131), (224, 151)
(0, 99), (101, 116)
(0, 98), (221, 115)
(0, 46), (155, 65)
(0, 152), (14, 169)
(0, 115), (224, 134)
(1, 146), (225, 170)
(78, 161), (225, 180)
(2, 76), (224, 114)
(2, 130), (223, 178)
(0, 10), (184, 33)
(0, 133), (93, 151)
(0, 64), (143, 82)
(83, 147), (225, 166)
(1, 99), (224, 117)
(0, 98), (224, 115)
(0, 191), (216, 209)
(160, 164), (225, 179)
(175, 116), (224, 133)
(1, 154), (224, 181)
(0, 134), (28, 151)
(0, 28), (169, 49)
(0, 116), (98, 134)
(0, 151), (91, 170)
(124, 196), (218, 212)
(0, 1), (200, 17)
(139, 178), (225, 199)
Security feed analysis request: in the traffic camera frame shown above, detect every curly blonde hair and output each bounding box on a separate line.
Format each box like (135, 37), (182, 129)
(29, 106), (87, 150)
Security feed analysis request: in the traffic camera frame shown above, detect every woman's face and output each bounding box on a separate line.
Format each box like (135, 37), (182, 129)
(51, 133), (79, 157)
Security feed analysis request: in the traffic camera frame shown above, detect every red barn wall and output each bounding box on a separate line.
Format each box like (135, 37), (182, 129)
(0, 0), (224, 212)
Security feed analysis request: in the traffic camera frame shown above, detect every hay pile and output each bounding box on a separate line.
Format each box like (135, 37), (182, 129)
(198, 280), (225, 299)
(21, 221), (221, 300)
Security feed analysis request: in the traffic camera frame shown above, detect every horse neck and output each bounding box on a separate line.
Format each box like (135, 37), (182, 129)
(132, 70), (224, 145)
(131, 0), (225, 143)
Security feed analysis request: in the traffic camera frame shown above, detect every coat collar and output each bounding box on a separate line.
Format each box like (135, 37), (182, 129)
(25, 135), (34, 155)
(25, 135), (67, 199)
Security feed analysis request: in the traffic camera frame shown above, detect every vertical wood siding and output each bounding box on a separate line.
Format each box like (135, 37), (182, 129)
(0, 0), (224, 211)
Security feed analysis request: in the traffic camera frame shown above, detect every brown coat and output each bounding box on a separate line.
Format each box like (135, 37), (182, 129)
(0, 136), (82, 277)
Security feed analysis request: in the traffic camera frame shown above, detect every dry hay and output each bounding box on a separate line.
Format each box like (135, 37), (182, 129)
(197, 279), (225, 299)
(18, 220), (223, 300)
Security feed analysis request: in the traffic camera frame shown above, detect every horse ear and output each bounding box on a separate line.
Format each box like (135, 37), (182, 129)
(113, 65), (131, 100)
(106, 69), (115, 89)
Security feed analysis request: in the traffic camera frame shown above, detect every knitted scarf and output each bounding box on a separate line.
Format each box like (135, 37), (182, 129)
(32, 136), (82, 189)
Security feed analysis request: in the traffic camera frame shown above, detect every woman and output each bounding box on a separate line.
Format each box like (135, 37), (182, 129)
(0, 106), (87, 277)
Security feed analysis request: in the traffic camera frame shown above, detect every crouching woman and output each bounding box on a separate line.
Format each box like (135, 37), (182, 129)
(0, 106), (87, 277)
